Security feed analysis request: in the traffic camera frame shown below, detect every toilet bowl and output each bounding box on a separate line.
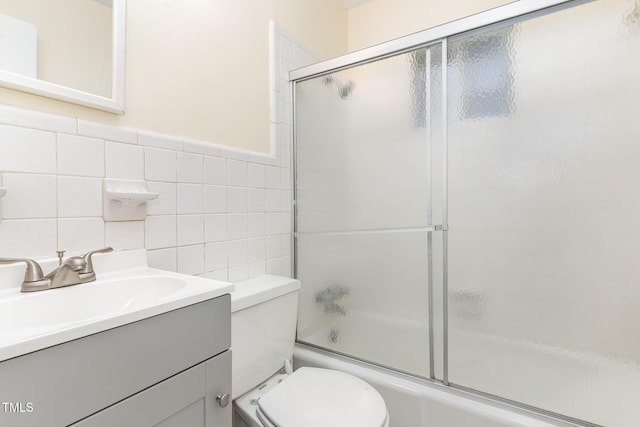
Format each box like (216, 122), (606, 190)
(231, 275), (389, 427)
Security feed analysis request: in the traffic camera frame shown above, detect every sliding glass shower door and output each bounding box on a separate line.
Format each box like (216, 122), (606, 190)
(293, 0), (640, 425)
(294, 44), (444, 378)
(447, 1), (640, 425)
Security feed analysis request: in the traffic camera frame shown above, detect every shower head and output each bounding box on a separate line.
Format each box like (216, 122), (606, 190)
(321, 74), (355, 99)
(322, 75), (335, 86)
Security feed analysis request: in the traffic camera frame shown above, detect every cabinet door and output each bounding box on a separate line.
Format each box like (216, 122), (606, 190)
(205, 350), (232, 427)
(73, 351), (231, 427)
(0, 296), (230, 427)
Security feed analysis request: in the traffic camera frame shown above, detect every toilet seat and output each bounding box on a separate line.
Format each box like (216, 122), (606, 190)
(256, 407), (277, 427)
(257, 367), (388, 427)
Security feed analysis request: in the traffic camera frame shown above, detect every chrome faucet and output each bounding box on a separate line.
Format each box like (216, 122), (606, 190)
(0, 247), (113, 292)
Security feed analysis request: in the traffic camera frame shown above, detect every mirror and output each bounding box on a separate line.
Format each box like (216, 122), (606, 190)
(0, 0), (125, 113)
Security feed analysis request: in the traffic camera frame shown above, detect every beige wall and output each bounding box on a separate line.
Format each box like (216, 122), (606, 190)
(347, 0), (513, 51)
(0, 0), (523, 153)
(0, 0), (348, 154)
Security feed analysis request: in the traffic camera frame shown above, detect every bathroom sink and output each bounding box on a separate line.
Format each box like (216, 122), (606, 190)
(0, 249), (233, 362)
(0, 276), (186, 330)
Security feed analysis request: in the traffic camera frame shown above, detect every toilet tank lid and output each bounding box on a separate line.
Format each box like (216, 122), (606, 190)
(231, 275), (301, 312)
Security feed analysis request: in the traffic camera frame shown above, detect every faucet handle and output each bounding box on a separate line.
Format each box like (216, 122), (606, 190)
(80, 247), (113, 274)
(0, 258), (45, 282)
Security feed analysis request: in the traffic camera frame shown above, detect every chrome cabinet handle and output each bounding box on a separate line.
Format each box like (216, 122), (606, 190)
(0, 258), (45, 282)
(216, 393), (230, 408)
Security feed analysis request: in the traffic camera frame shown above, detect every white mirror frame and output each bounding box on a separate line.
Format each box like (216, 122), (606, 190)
(0, 0), (126, 114)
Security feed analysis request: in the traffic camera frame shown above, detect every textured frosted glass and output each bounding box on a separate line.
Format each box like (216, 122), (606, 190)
(447, 1), (640, 425)
(296, 232), (430, 377)
(295, 45), (443, 377)
(295, 48), (435, 233)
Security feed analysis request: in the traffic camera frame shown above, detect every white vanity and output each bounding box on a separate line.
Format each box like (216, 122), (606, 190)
(0, 249), (233, 426)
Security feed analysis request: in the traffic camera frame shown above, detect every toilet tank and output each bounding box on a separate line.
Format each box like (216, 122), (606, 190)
(231, 275), (301, 399)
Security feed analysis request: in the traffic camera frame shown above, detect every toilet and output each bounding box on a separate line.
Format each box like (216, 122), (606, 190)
(231, 275), (389, 427)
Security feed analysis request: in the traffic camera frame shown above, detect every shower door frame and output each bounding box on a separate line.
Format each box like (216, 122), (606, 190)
(289, 0), (597, 426)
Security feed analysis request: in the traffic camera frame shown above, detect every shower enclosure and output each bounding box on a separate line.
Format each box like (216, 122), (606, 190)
(291, 0), (640, 426)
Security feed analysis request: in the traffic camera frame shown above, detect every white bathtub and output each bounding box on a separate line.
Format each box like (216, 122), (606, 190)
(293, 344), (582, 427)
(297, 306), (640, 426)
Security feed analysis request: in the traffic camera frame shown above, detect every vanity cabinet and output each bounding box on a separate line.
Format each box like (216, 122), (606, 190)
(0, 295), (231, 427)
(73, 351), (231, 427)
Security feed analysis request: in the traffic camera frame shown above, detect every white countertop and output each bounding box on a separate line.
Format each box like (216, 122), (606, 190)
(0, 249), (233, 362)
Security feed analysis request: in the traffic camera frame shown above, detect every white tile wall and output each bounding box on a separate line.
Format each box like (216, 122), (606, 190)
(147, 247), (177, 272)
(185, 138), (220, 157)
(106, 142), (144, 179)
(282, 235), (292, 256)
(228, 187), (248, 213)
(205, 214), (227, 243)
(139, 131), (183, 151)
(0, 219), (57, 258)
(0, 125), (56, 173)
(228, 239), (248, 267)
(0, 104), (76, 133)
(265, 189), (281, 212)
(177, 244), (204, 275)
(204, 157), (227, 185)
(248, 237), (266, 263)
(145, 215), (177, 249)
(58, 217), (105, 253)
(266, 213), (282, 235)
(265, 165), (281, 189)
(248, 261), (266, 279)
(205, 242), (227, 272)
(177, 184), (204, 214)
(203, 269), (228, 281)
(78, 119), (137, 144)
(227, 160), (248, 187)
(177, 152), (203, 183)
(248, 188), (266, 213)
(106, 221), (145, 250)
(267, 258), (282, 275)
(58, 134), (104, 177)
(177, 214), (205, 246)
(145, 147), (177, 182)
(266, 235), (282, 259)
(281, 167), (292, 190)
(146, 182), (177, 215)
(227, 214), (248, 240)
(58, 176), (102, 218)
(248, 213), (266, 238)
(204, 185), (227, 214)
(248, 163), (266, 188)
(2, 173), (57, 219)
(228, 265), (249, 283)
(0, 21), (314, 282)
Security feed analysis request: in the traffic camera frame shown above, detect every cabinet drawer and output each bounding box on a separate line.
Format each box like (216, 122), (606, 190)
(0, 295), (230, 427)
(73, 351), (231, 427)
